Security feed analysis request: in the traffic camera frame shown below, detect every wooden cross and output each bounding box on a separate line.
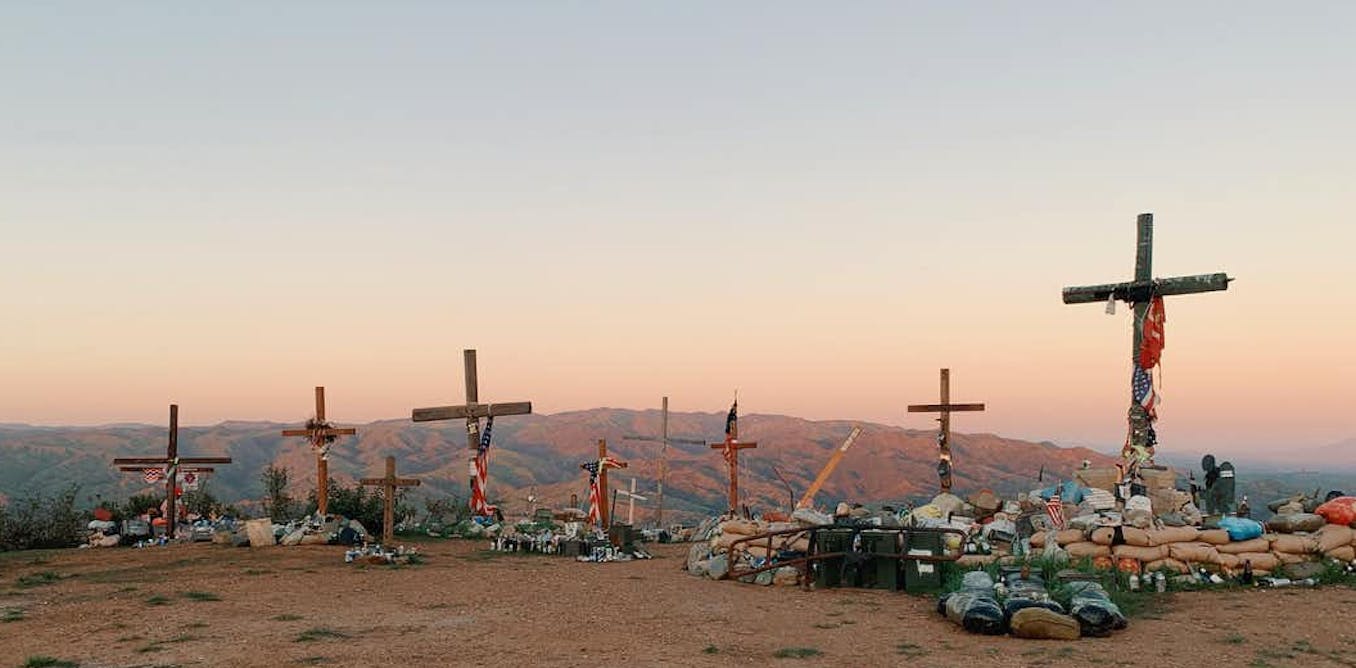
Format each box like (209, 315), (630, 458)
(594, 439), (628, 528)
(1063, 213), (1231, 467)
(281, 386), (357, 516)
(359, 456), (421, 545)
(411, 349), (531, 513)
(908, 369), (985, 492)
(112, 404), (232, 535)
(616, 478), (648, 526)
(623, 396), (706, 527)
(709, 421), (757, 513)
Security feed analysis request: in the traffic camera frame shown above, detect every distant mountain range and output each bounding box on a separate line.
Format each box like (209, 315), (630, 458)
(0, 409), (1116, 522)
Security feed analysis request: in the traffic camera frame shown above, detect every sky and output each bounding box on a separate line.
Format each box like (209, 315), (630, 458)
(2, 3), (1353, 455)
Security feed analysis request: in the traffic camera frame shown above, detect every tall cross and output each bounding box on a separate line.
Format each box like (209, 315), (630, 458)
(1063, 213), (1231, 470)
(595, 439), (627, 528)
(907, 369), (985, 492)
(359, 456), (421, 545)
(709, 417), (757, 513)
(616, 478), (648, 526)
(623, 396), (705, 527)
(281, 386), (357, 516)
(411, 349), (532, 514)
(112, 404), (233, 535)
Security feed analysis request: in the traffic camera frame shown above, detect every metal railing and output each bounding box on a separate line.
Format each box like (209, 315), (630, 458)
(721, 525), (967, 588)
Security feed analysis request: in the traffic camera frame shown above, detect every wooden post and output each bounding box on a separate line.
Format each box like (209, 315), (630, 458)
(359, 456), (421, 544)
(710, 419), (758, 513)
(282, 387), (357, 516)
(598, 439), (611, 528)
(623, 396), (705, 528)
(907, 369), (986, 492)
(412, 349), (532, 516)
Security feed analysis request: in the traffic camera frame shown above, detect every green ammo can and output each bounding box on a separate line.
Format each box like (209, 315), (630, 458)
(859, 530), (902, 590)
(813, 528), (853, 588)
(903, 530), (944, 593)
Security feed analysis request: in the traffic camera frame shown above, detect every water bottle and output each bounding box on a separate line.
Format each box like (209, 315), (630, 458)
(1154, 572), (1166, 593)
(1129, 574), (1141, 592)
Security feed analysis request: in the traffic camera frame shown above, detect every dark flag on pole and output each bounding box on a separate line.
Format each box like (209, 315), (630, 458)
(724, 400), (738, 437)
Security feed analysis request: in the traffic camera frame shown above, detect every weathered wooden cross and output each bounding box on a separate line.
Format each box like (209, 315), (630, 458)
(112, 404), (233, 535)
(411, 349), (532, 514)
(710, 416), (757, 513)
(1063, 213), (1231, 468)
(359, 455), (421, 545)
(616, 478), (648, 526)
(281, 386), (357, 516)
(623, 396), (706, 527)
(908, 369), (985, 492)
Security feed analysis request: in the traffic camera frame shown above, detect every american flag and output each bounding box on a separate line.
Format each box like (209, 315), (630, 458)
(469, 417), (496, 516)
(1132, 366), (1157, 419)
(143, 468), (164, 484)
(1045, 493), (1065, 530)
(581, 456), (624, 526)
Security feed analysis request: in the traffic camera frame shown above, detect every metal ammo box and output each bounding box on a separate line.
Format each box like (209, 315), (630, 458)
(812, 528), (854, 588)
(858, 529), (902, 590)
(902, 530), (945, 593)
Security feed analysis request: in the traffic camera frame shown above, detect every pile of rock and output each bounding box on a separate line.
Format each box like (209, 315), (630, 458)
(82, 519), (121, 548)
(230, 514), (371, 547)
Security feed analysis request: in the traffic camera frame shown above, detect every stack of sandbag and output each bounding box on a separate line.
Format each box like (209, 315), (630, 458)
(710, 519), (809, 559)
(938, 571), (1006, 635)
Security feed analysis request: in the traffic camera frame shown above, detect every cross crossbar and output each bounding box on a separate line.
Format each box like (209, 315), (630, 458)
(411, 401), (532, 422)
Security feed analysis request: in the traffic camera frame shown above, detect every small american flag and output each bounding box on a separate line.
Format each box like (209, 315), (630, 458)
(1132, 366), (1157, 419)
(143, 468), (163, 484)
(1045, 493), (1065, 530)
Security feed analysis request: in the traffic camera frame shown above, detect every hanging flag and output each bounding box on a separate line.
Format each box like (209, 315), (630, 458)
(722, 400), (739, 468)
(469, 417), (496, 516)
(143, 468), (164, 484)
(1046, 493), (1066, 530)
(1132, 366), (1157, 419)
(580, 457), (625, 527)
(1139, 296), (1166, 369)
(181, 472), (199, 491)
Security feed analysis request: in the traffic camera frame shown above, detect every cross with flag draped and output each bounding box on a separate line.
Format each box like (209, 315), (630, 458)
(581, 454), (627, 527)
(469, 416), (496, 516)
(709, 398), (758, 513)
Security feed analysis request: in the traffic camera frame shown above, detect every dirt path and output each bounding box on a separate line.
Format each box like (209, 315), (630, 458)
(2, 540), (1354, 667)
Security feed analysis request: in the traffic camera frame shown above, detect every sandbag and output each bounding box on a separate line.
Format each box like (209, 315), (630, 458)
(956, 554), (999, 567)
(931, 493), (966, 518)
(1167, 542), (1221, 565)
(1090, 527), (1115, 546)
(1065, 542), (1111, 559)
(1029, 531), (1047, 548)
(1275, 552), (1318, 565)
(1218, 538), (1272, 555)
(1056, 528), (1086, 546)
(1198, 529), (1232, 545)
(1218, 517), (1265, 541)
(1010, 607), (1081, 641)
(1148, 526), (1200, 545)
(1267, 513), (1326, 534)
(1235, 552), (1279, 572)
(1216, 553), (1241, 570)
(1067, 581), (1127, 637)
(1314, 524), (1354, 553)
(1270, 534), (1318, 555)
(1325, 545), (1355, 562)
(1112, 544), (1168, 562)
(1144, 558), (1190, 574)
(1121, 526), (1153, 547)
(1316, 496), (1356, 526)
(722, 520), (762, 536)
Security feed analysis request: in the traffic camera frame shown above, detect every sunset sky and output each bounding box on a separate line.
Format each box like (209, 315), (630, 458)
(2, 3), (1353, 455)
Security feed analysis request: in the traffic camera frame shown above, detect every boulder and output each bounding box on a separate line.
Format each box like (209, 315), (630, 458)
(755, 570), (774, 586)
(299, 533), (329, 546)
(281, 529), (306, 546)
(706, 554), (729, 580)
(1282, 561), (1327, 580)
(1010, 607), (1080, 641)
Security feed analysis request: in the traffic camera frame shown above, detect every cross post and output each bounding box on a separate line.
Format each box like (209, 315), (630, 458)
(1063, 213), (1232, 475)
(281, 386), (357, 516)
(908, 369), (985, 492)
(359, 456), (421, 544)
(623, 396), (705, 527)
(112, 404), (232, 536)
(709, 421), (757, 513)
(411, 349), (532, 515)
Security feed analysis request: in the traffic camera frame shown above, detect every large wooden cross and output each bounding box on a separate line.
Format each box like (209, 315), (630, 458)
(411, 349), (532, 514)
(112, 404), (232, 535)
(1063, 213), (1231, 468)
(594, 439), (628, 528)
(623, 396), (706, 527)
(281, 386), (357, 516)
(710, 421), (757, 513)
(360, 456), (421, 545)
(908, 369), (985, 492)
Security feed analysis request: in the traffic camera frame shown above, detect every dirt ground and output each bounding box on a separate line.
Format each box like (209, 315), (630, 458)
(2, 539), (1354, 668)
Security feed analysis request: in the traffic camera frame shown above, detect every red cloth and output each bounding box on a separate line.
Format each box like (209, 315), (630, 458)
(1139, 296), (1166, 369)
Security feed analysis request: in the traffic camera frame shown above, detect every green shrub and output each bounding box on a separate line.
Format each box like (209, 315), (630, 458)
(0, 486), (86, 551)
